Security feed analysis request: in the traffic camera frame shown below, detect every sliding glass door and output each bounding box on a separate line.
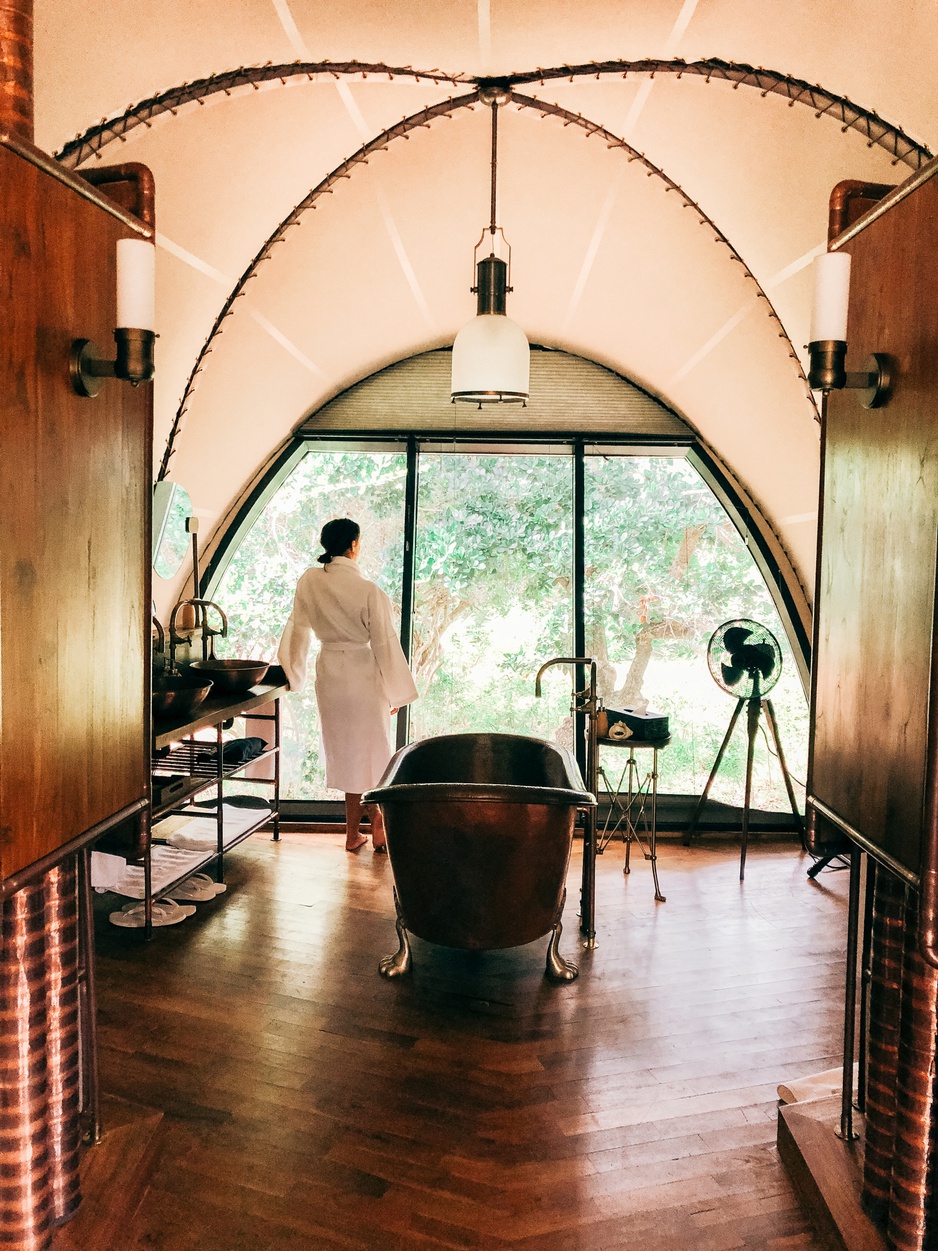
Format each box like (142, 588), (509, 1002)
(411, 448), (573, 747)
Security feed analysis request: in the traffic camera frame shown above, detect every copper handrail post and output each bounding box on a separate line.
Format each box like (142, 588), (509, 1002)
(839, 844), (862, 1142)
(917, 529), (938, 968)
(76, 849), (102, 1146)
(857, 857), (875, 1115)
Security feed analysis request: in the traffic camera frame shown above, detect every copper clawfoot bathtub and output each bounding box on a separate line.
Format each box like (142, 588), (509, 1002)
(363, 732), (595, 982)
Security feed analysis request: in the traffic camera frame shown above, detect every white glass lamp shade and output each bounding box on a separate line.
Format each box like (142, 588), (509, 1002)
(810, 251), (851, 343)
(451, 313), (529, 404)
(116, 237), (156, 331)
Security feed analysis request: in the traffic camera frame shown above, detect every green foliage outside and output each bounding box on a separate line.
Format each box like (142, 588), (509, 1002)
(410, 453), (573, 746)
(215, 447), (807, 810)
(582, 456), (806, 809)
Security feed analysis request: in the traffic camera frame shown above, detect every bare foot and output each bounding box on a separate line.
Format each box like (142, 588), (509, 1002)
(345, 833), (367, 853)
(373, 840), (388, 854)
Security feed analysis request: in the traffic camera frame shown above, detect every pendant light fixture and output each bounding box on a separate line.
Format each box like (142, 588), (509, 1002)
(451, 87), (530, 407)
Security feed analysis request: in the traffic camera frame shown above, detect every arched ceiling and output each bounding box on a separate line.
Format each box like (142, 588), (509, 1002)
(33, 2), (938, 615)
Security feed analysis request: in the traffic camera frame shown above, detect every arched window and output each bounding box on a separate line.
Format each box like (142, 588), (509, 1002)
(212, 438), (806, 813)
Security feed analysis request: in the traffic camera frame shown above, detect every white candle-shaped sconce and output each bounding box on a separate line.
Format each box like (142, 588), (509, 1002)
(810, 251), (851, 343)
(71, 235), (157, 395)
(116, 237), (156, 331)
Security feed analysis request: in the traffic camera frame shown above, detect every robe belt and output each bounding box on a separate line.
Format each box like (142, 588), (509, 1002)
(320, 641), (370, 652)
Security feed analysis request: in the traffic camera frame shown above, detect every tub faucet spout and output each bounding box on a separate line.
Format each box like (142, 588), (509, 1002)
(535, 657), (597, 705)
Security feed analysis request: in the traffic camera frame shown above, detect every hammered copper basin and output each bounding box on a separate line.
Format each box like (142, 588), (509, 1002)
(364, 732), (593, 954)
(152, 674), (213, 719)
(189, 658), (269, 693)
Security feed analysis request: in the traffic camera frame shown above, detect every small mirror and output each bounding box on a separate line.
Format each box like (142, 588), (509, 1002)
(152, 481), (192, 579)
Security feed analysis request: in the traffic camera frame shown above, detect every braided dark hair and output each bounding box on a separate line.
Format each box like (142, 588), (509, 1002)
(317, 517), (360, 565)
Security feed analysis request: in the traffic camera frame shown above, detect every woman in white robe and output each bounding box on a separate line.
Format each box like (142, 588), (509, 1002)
(278, 518), (418, 852)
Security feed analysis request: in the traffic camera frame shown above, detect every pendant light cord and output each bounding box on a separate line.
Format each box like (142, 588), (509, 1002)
(489, 100), (498, 239)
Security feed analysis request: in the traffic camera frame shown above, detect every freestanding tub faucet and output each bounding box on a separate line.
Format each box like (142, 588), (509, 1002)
(535, 657), (601, 946)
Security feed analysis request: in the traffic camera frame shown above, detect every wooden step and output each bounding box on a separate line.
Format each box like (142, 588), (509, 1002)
(777, 1096), (888, 1251)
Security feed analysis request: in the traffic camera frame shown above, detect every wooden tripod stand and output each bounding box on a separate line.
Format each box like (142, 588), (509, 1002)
(683, 695), (803, 879)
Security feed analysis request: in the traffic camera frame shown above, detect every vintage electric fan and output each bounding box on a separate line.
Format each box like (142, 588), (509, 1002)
(684, 620), (803, 879)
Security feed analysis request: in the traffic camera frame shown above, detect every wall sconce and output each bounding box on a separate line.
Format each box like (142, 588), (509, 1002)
(807, 251), (890, 408)
(70, 238), (156, 397)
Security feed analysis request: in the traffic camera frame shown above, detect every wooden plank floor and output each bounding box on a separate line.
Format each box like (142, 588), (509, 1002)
(89, 833), (848, 1249)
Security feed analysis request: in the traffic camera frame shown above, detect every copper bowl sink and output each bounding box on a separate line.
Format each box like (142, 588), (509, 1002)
(152, 674), (213, 719)
(189, 658), (269, 694)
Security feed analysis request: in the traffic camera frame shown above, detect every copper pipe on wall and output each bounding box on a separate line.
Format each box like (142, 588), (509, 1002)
(43, 860), (82, 1226)
(79, 162), (156, 232)
(888, 889), (938, 1251)
(0, 798), (146, 901)
(0, 881), (52, 1251)
(862, 864), (907, 1225)
(828, 179), (895, 242)
(0, 0), (32, 142)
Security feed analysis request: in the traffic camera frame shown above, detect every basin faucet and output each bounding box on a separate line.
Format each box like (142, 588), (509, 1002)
(152, 614), (167, 673)
(168, 599), (192, 673)
(189, 598), (229, 661)
(168, 597), (229, 670)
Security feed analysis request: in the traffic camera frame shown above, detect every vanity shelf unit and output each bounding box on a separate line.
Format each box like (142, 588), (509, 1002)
(145, 672), (288, 939)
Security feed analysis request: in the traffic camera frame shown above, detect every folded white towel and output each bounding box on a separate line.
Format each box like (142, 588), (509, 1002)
(91, 851), (127, 892)
(110, 846), (206, 899)
(162, 803), (271, 851)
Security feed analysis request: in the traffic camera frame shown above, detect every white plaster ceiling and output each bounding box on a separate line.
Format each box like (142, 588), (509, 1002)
(32, 1), (938, 613)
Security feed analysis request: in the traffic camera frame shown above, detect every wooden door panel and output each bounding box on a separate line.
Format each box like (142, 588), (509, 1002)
(811, 174), (938, 877)
(0, 142), (150, 879)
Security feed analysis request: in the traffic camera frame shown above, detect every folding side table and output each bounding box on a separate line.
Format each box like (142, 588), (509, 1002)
(596, 734), (670, 902)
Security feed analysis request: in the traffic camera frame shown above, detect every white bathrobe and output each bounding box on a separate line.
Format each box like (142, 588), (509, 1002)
(277, 556), (418, 794)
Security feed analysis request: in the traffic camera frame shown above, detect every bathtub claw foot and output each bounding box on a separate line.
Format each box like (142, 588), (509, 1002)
(379, 896), (413, 979)
(545, 912), (579, 983)
(379, 942), (411, 978)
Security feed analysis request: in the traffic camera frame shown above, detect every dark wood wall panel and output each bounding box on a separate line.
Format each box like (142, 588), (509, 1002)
(811, 174), (938, 877)
(0, 142), (150, 879)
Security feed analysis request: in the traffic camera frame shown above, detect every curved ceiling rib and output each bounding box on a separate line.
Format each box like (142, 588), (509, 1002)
(508, 59), (932, 169)
(56, 58), (931, 171)
(158, 90), (479, 480)
(158, 89), (816, 480)
(510, 90), (815, 405)
(55, 63), (473, 168)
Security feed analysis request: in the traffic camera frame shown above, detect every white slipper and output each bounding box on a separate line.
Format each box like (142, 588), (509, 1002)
(167, 874), (227, 902)
(109, 900), (196, 928)
(190, 872), (227, 896)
